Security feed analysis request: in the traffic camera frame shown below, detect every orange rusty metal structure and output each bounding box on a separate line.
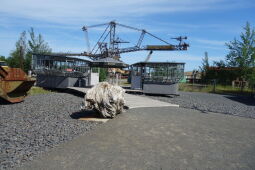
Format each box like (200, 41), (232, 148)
(0, 61), (35, 103)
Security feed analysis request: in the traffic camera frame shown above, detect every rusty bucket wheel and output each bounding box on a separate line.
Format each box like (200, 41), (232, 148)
(0, 64), (35, 103)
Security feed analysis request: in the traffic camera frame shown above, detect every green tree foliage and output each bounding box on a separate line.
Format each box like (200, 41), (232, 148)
(0, 56), (6, 62)
(225, 22), (255, 87)
(199, 52), (210, 82)
(25, 28), (52, 72)
(99, 68), (108, 82)
(7, 28), (51, 72)
(7, 31), (27, 69)
(201, 22), (255, 86)
(226, 22), (255, 67)
(213, 60), (226, 67)
(27, 28), (52, 54)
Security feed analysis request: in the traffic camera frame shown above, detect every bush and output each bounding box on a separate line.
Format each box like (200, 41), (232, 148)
(99, 68), (108, 82)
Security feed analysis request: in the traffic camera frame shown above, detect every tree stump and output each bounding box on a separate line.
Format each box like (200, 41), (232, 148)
(84, 82), (126, 118)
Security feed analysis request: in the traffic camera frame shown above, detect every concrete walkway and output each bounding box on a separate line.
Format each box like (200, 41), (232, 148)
(68, 87), (179, 109)
(16, 107), (255, 170)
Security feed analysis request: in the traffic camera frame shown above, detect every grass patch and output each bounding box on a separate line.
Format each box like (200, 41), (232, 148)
(179, 83), (211, 93)
(28, 86), (52, 96)
(179, 83), (253, 96)
(119, 79), (131, 86)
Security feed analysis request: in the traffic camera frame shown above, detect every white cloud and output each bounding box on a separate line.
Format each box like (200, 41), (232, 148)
(191, 45), (226, 51)
(192, 38), (227, 46)
(0, 0), (252, 25)
(0, 0), (252, 70)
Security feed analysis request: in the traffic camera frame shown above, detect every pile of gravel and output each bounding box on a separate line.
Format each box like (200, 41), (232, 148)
(0, 93), (100, 169)
(148, 92), (255, 118)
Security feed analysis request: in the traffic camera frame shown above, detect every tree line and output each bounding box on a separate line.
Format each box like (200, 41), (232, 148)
(0, 28), (51, 73)
(200, 22), (255, 87)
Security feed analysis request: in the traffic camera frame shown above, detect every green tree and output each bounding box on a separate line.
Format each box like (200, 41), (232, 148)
(7, 31), (27, 69)
(99, 68), (108, 82)
(0, 56), (6, 62)
(6, 29), (51, 72)
(27, 28), (51, 53)
(225, 22), (255, 89)
(226, 22), (255, 67)
(25, 28), (52, 72)
(199, 52), (210, 82)
(213, 60), (226, 67)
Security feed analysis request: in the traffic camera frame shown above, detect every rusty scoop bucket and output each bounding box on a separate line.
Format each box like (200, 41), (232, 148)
(0, 63), (35, 103)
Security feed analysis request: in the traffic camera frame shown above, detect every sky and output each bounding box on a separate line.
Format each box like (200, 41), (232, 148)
(0, 0), (255, 71)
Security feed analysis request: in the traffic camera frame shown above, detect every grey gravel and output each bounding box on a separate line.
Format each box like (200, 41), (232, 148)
(1, 91), (255, 169)
(147, 91), (255, 118)
(0, 93), (100, 169)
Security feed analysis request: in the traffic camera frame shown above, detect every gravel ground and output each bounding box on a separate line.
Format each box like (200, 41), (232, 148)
(147, 91), (255, 118)
(1, 91), (255, 169)
(0, 93), (100, 169)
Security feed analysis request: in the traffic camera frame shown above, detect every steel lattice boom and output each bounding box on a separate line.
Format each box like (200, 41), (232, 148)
(81, 21), (189, 60)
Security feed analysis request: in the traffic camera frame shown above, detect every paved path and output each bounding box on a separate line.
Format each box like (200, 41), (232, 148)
(68, 87), (179, 109)
(16, 107), (255, 170)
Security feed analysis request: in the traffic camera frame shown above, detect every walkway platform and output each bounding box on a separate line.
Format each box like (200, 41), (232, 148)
(68, 87), (179, 109)
(15, 107), (255, 170)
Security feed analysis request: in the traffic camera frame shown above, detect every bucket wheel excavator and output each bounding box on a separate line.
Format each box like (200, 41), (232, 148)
(48, 21), (189, 61)
(81, 21), (189, 60)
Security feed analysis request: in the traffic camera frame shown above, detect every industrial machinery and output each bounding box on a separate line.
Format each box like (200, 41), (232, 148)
(32, 21), (189, 91)
(81, 21), (189, 60)
(31, 54), (95, 88)
(0, 61), (35, 103)
(45, 21), (189, 61)
(130, 62), (185, 95)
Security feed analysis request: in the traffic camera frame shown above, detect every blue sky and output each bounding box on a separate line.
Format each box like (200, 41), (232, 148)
(0, 0), (254, 71)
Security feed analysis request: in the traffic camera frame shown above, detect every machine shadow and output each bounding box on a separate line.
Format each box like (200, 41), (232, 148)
(0, 98), (14, 105)
(144, 93), (176, 98)
(70, 110), (102, 119)
(224, 95), (255, 106)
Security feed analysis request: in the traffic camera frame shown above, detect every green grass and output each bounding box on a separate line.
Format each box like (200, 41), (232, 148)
(118, 79), (131, 86)
(27, 86), (52, 96)
(179, 83), (253, 96)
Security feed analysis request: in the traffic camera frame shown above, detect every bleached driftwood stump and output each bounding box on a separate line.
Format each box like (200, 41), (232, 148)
(84, 82), (126, 118)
